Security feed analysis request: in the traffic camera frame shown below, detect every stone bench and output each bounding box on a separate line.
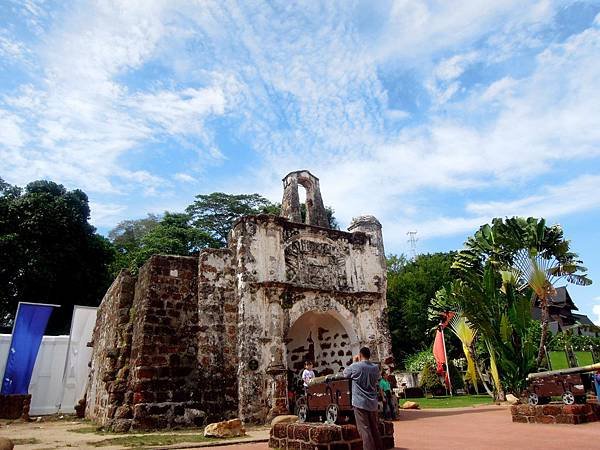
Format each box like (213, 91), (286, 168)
(511, 403), (600, 425)
(269, 421), (395, 449)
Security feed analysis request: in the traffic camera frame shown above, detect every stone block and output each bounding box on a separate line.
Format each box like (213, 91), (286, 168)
(111, 419), (132, 433)
(534, 415), (556, 424)
(512, 415), (528, 423)
(136, 367), (156, 380)
(542, 404), (563, 416)
(563, 404), (588, 415)
(273, 423), (288, 438)
(293, 423), (311, 441)
(310, 425), (342, 443)
(555, 415), (577, 424)
(287, 441), (302, 450)
(268, 437), (281, 449)
(340, 424), (360, 440)
(114, 405), (133, 419)
(330, 444), (350, 450)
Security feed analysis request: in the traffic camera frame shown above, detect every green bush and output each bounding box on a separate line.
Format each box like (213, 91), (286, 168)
(404, 349), (435, 372)
(419, 361), (444, 391)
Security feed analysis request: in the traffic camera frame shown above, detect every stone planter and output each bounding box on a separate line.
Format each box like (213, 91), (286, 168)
(511, 403), (600, 425)
(269, 421), (395, 449)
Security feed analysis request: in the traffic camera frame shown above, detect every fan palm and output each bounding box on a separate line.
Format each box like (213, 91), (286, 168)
(507, 249), (591, 366)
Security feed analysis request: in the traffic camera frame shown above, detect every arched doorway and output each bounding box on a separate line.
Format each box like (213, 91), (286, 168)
(286, 310), (358, 384)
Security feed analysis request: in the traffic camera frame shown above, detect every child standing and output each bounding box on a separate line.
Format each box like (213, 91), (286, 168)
(302, 361), (315, 391)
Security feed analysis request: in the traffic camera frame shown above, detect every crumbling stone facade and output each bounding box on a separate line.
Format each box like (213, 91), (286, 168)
(86, 170), (392, 430)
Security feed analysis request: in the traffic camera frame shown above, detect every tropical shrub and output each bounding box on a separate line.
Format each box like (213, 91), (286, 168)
(404, 349), (435, 372)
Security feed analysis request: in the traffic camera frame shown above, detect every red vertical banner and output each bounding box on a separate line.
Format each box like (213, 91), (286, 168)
(433, 330), (449, 386)
(432, 312), (454, 389)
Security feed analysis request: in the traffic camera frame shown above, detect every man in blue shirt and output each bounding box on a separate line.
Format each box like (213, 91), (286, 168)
(343, 347), (383, 450)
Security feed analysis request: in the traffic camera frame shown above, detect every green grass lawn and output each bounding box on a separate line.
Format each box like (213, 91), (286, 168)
(402, 395), (494, 409)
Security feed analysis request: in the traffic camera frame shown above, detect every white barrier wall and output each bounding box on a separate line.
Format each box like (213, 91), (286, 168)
(0, 305), (97, 415)
(0, 335), (68, 414)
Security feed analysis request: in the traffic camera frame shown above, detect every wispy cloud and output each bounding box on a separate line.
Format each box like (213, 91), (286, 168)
(1, 0), (599, 242)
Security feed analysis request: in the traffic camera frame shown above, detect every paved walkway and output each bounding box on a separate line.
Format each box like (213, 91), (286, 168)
(4, 406), (600, 449)
(217, 405), (600, 450)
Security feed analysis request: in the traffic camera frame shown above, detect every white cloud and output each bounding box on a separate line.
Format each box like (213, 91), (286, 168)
(0, 0), (233, 195)
(0, 110), (25, 148)
(0, 34), (27, 61)
(434, 51), (479, 82)
(89, 201), (127, 228)
(174, 173), (196, 183)
(466, 175), (600, 218)
(1, 0), (600, 244)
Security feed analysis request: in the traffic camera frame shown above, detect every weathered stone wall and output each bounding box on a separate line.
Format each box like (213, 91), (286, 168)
(85, 270), (136, 427)
(127, 255), (200, 430)
(197, 249), (238, 422)
(86, 171), (393, 429)
(230, 214), (392, 423)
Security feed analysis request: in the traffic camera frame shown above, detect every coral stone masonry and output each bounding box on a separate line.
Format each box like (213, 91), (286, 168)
(269, 421), (395, 450)
(85, 170), (393, 431)
(511, 403), (600, 424)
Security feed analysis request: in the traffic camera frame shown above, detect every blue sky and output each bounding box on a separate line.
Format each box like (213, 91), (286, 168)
(1, 1), (600, 321)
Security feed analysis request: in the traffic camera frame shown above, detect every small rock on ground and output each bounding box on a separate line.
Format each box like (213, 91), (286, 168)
(271, 415), (298, 426)
(204, 418), (246, 438)
(401, 401), (420, 409)
(0, 437), (14, 450)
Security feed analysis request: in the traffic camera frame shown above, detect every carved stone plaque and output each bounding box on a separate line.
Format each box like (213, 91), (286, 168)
(284, 239), (347, 289)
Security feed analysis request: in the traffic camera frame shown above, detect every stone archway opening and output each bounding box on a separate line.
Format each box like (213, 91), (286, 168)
(285, 310), (357, 384)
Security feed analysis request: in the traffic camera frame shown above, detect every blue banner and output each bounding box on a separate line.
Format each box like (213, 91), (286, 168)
(1, 303), (55, 395)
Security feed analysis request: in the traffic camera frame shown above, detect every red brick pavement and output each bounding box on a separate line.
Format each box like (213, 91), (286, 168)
(216, 405), (600, 450)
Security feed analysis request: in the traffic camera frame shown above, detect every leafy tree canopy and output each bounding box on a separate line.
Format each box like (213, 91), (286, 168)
(386, 252), (458, 365)
(186, 193), (276, 246)
(0, 178), (114, 333)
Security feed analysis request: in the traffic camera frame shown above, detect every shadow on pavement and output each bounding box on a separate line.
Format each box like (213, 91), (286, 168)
(396, 407), (501, 422)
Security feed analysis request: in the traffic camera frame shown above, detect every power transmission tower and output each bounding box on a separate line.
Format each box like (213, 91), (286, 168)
(407, 231), (418, 260)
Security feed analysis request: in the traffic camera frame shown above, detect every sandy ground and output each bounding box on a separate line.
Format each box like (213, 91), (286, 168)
(3, 406), (600, 450)
(0, 419), (269, 450)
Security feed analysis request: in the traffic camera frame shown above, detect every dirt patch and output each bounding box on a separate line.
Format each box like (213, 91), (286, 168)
(0, 419), (269, 450)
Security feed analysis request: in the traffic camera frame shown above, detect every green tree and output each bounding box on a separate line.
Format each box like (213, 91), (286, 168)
(0, 178), (115, 333)
(109, 212), (217, 274)
(386, 252), (457, 364)
(108, 213), (160, 251)
(186, 193), (276, 246)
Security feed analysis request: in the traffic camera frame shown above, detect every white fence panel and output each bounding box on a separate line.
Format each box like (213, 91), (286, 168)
(28, 336), (69, 414)
(59, 306), (97, 413)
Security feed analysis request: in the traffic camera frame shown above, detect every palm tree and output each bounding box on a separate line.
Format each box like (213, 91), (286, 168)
(506, 249), (591, 367)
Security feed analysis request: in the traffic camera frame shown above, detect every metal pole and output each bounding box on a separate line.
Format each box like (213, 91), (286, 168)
(441, 325), (453, 396)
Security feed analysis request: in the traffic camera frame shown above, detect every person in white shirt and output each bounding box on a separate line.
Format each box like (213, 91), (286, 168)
(302, 360), (315, 391)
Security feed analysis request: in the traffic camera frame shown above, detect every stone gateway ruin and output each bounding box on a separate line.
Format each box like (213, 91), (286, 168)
(85, 170), (393, 431)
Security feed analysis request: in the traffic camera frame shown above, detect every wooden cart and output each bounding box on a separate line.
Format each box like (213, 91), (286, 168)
(297, 374), (353, 424)
(525, 362), (600, 405)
